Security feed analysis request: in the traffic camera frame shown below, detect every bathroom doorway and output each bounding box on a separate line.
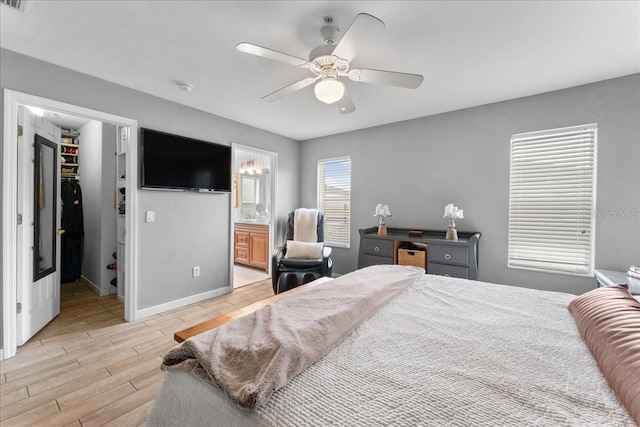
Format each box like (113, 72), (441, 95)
(231, 144), (277, 288)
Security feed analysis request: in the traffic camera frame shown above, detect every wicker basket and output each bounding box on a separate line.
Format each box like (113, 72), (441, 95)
(397, 248), (426, 269)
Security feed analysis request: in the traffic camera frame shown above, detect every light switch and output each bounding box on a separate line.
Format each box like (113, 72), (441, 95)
(145, 211), (155, 222)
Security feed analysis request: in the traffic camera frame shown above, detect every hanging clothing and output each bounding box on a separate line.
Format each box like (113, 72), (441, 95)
(61, 180), (84, 239)
(61, 180), (84, 282)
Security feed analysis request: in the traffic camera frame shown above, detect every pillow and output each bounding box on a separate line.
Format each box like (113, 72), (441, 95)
(568, 285), (640, 425)
(284, 241), (323, 259)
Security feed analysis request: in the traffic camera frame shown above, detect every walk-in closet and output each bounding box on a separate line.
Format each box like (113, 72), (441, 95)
(50, 113), (122, 298)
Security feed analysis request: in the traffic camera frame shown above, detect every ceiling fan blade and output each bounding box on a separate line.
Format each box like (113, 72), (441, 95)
(349, 68), (424, 89)
(337, 86), (356, 114)
(332, 13), (385, 62)
(262, 77), (319, 102)
(236, 42), (309, 68)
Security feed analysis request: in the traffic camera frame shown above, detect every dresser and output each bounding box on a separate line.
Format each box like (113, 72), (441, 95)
(358, 227), (481, 280)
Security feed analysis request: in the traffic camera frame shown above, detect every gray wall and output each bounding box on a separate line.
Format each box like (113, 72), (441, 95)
(1, 48), (300, 344)
(300, 74), (640, 295)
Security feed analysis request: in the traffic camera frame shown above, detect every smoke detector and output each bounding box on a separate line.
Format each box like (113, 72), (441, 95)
(177, 81), (193, 92)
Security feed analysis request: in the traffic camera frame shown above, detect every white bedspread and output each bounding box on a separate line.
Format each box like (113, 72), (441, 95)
(149, 274), (634, 426)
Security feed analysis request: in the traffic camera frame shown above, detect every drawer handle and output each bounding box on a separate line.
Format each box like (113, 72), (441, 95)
(374, 246), (380, 252)
(444, 253), (451, 260)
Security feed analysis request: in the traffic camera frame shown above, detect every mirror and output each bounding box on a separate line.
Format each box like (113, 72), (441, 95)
(33, 134), (58, 281)
(240, 175), (258, 217)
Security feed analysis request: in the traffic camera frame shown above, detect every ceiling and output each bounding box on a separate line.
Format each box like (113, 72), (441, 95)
(1, 1), (638, 141)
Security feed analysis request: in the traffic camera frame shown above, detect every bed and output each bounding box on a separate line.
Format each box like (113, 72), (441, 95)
(149, 265), (638, 426)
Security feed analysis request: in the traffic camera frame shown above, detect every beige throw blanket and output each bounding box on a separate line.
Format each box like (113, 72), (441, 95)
(161, 265), (424, 409)
(293, 208), (318, 242)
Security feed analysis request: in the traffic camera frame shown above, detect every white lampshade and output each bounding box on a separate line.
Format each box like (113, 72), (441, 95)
(314, 78), (345, 104)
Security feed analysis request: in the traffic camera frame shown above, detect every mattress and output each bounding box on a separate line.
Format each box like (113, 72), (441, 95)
(149, 274), (634, 426)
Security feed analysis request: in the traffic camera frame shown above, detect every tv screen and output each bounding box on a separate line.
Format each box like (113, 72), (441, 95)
(140, 128), (231, 192)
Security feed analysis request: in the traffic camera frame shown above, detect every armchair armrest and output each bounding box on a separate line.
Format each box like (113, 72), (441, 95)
(322, 246), (332, 277)
(272, 245), (286, 274)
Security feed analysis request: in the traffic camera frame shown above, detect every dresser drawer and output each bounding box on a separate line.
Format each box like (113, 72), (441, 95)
(428, 244), (468, 266)
(428, 262), (469, 279)
(362, 238), (394, 258)
(361, 254), (394, 268)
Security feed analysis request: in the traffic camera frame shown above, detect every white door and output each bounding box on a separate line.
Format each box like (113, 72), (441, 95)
(16, 106), (61, 345)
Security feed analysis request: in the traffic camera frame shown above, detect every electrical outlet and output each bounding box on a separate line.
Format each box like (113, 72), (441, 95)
(192, 266), (200, 277)
(145, 211), (155, 222)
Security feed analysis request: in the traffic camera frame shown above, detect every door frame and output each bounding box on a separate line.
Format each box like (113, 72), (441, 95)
(230, 143), (278, 285)
(2, 89), (139, 359)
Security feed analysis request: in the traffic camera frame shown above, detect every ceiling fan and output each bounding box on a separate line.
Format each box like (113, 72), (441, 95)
(236, 13), (424, 114)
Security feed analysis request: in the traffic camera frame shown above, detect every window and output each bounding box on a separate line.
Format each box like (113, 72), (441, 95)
(508, 124), (597, 276)
(317, 157), (351, 248)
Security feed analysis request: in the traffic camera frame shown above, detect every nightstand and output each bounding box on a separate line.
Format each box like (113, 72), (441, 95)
(594, 269), (640, 301)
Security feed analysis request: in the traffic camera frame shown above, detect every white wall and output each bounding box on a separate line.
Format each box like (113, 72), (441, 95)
(300, 74), (640, 295)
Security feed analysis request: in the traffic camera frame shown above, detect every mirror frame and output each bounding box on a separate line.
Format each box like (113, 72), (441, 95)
(33, 134), (58, 281)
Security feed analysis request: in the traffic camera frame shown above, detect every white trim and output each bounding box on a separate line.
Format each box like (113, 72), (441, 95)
(2, 90), (19, 359)
(0, 348), (4, 361)
(2, 89), (140, 358)
(80, 275), (102, 296)
(134, 286), (231, 319)
(124, 126), (139, 321)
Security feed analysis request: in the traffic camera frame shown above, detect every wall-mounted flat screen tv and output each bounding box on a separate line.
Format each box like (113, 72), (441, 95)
(140, 128), (231, 193)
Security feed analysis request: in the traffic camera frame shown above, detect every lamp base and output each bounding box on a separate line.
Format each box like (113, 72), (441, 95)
(378, 224), (388, 235)
(446, 227), (458, 241)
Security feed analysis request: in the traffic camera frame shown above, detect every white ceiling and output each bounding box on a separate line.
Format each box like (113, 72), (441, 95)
(1, 1), (638, 141)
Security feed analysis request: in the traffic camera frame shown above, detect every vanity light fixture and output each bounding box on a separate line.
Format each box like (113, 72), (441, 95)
(240, 161), (262, 175)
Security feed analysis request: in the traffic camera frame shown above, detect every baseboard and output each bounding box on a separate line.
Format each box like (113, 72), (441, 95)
(80, 275), (102, 296)
(134, 286), (232, 320)
(0, 348), (4, 361)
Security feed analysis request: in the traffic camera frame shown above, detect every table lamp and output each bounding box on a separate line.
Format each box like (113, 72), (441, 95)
(374, 204), (392, 235)
(443, 204), (464, 241)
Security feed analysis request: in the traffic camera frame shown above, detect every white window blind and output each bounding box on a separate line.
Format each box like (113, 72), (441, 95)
(317, 157), (351, 248)
(508, 124), (597, 276)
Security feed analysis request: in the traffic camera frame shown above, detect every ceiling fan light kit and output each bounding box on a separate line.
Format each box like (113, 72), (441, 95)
(236, 13), (423, 114)
(314, 77), (345, 104)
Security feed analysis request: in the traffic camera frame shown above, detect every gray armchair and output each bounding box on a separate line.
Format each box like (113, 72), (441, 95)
(271, 210), (333, 294)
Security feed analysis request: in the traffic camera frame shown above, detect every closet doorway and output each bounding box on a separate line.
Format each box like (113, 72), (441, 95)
(231, 144), (277, 289)
(2, 89), (138, 359)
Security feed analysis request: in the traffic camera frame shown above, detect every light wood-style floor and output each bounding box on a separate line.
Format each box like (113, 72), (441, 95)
(0, 278), (273, 426)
